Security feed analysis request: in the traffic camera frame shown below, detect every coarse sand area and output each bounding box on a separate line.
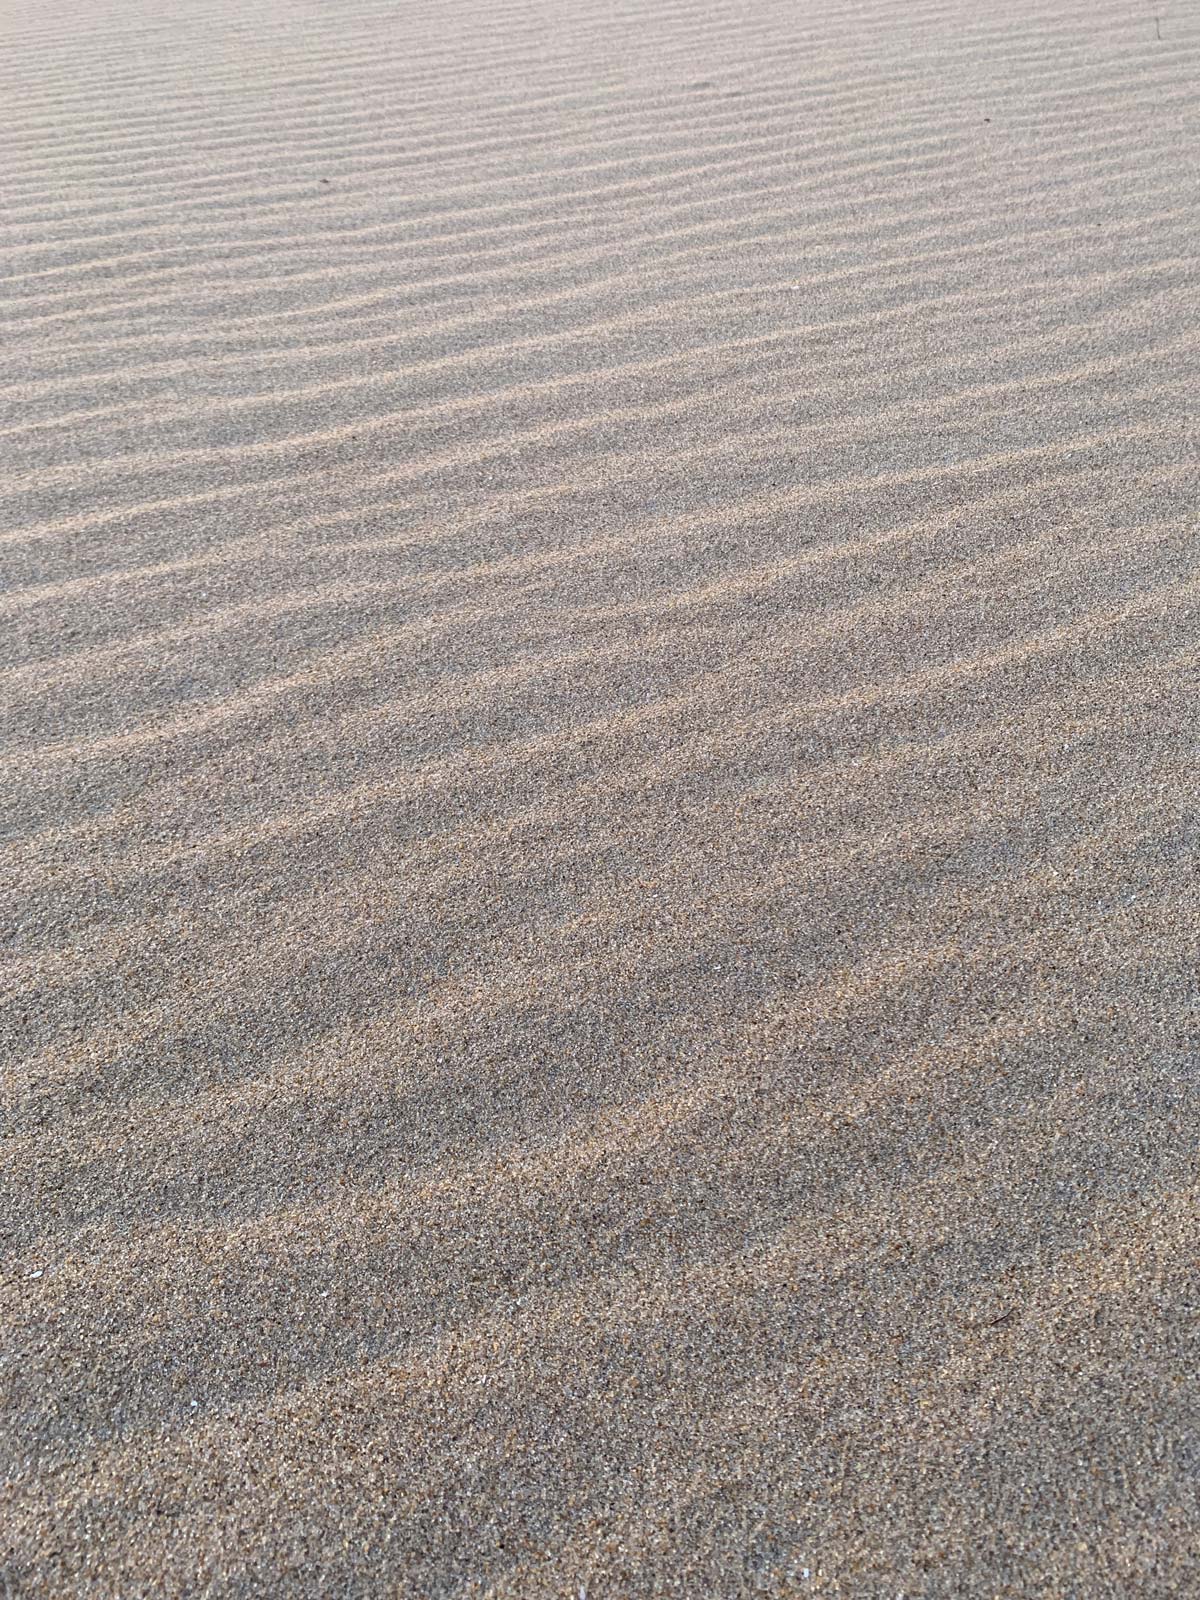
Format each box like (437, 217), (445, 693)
(1, 0), (1199, 1593)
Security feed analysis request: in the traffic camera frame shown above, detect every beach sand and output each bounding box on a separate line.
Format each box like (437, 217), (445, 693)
(2, 0), (1198, 1592)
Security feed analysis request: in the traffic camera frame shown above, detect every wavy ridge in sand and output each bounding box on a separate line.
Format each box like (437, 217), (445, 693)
(2, 0), (1198, 1592)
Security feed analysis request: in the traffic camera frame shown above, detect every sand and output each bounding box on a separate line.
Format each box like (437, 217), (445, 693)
(1, 0), (1198, 1592)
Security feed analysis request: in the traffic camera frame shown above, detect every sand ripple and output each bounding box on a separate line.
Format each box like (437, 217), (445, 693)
(2, 0), (1198, 1592)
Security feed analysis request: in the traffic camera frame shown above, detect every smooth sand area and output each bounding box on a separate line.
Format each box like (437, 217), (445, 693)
(2, 0), (1198, 1593)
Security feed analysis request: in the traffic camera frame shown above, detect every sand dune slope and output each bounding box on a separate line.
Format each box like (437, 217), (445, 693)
(2, 0), (1199, 1593)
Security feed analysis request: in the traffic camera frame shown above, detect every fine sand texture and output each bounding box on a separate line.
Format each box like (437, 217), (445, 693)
(2, 0), (1199, 1593)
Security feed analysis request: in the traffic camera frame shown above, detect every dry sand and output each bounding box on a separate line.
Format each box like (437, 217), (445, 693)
(2, 0), (1199, 1592)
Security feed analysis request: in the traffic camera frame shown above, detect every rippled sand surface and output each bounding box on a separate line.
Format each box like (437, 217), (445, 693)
(2, 0), (1198, 1592)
